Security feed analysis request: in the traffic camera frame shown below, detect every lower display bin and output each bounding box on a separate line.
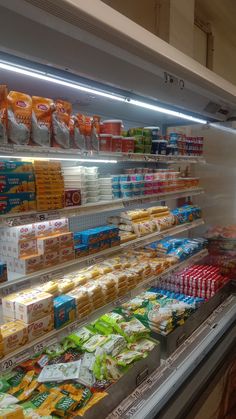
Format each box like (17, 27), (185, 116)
(83, 339), (160, 419)
(151, 283), (231, 358)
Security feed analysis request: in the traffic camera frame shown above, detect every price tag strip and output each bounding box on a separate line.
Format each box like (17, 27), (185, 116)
(0, 248), (208, 373)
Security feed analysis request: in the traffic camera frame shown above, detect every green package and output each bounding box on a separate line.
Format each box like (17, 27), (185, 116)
(94, 319), (114, 336)
(67, 327), (94, 347)
(116, 350), (146, 366)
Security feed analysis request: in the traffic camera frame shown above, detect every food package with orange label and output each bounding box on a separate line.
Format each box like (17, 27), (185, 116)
(0, 238), (37, 258)
(23, 313), (54, 341)
(31, 96), (54, 146)
(52, 99), (72, 148)
(0, 320), (28, 355)
(6, 253), (44, 275)
(69, 115), (86, 150)
(15, 291), (54, 323)
(0, 85), (8, 144)
(7, 91), (32, 145)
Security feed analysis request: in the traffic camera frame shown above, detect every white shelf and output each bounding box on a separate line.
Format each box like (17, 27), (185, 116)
(0, 144), (205, 164)
(0, 188), (204, 227)
(0, 219), (205, 297)
(0, 248), (208, 373)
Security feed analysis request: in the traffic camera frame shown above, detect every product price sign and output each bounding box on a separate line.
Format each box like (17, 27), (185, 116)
(1, 357), (16, 373)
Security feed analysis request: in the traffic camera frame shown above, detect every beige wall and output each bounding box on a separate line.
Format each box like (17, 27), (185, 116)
(102, 0), (236, 86)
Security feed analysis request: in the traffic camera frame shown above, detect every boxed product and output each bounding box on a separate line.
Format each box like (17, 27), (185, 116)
(0, 173), (35, 193)
(0, 320), (28, 354)
(53, 294), (76, 329)
(0, 262), (7, 283)
(50, 218), (69, 235)
(59, 246), (75, 262)
(0, 192), (36, 214)
(0, 160), (33, 173)
(43, 250), (60, 268)
(75, 244), (89, 258)
(15, 291), (53, 323)
(37, 235), (60, 254)
(2, 224), (36, 241)
(65, 189), (81, 207)
(57, 231), (73, 247)
(34, 220), (52, 237)
(0, 239), (37, 258)
(7, 254), (44, 274)
(2, 289), (39, 320)
(24, 313), (54, 341)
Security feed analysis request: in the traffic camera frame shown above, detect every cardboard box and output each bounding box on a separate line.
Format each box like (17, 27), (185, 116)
(0, 239), (37, 258)
(37, 236), (60, 254)
(57, 232), (74, 247)
(43, 251), (60, 267)
(24, 313), (54, 341)
(2, 289), (41, 320)
(34, 221), (52, 237)
(53, 294), (76, 329)
(8, 254), (44, 275)
(59, 246), (75, 262)
(15, 291), (53, 323)
(2, 224), (36, 241)
(0, 173), (35, 193)
(0, 193), (36, 214)
(0, 320), (28, 354)
(50, 218), (69, 235)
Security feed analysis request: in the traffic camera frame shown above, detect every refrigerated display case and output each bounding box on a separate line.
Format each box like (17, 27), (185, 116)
(0, 1), (235, 418)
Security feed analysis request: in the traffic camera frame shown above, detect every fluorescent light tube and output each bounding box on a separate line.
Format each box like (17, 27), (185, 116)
(0, 62), (125, 102)
(0, 60), (208, 124)
(128, 99), (208, 124)
(0, 155), (117, 163)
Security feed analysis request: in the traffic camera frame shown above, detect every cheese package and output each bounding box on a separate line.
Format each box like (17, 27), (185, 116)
(50, 218), (69, 235)
(56, 231), (73, 247)
(59, 246), (75, 263)
(43, 250), (60, 267)
(0, 320), (28, 354)
(120, 209), (149, 221)
(15, 291), (53, 323)
(37, 235), (60, 254)
(7, 254), (44, 275)
(2, 224), (36, 241)
(23, 313), (54, 341)
(0, 239), (37, 258)
(35, 280), (59, 296)
(147, 206), (169, 215)
(2, 289), (42, 320)
(34, 220), (52, 237)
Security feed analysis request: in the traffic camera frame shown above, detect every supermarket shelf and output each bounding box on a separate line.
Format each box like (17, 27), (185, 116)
(108, 294), (236, 419)
(0, 248), (208, 373)
(0, 188), (204, 227)
(0, 219), (205, 297)
(0, 144), (205, 164)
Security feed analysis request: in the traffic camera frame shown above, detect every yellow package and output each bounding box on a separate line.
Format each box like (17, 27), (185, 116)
(31, 96), (54, 146)
(77, 392), (108, 416)
(0, 405), (24, 419)
(7, 91), (32, 145)
(0, 85), (8, 144)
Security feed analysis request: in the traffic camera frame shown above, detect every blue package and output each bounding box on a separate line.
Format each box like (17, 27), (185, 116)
(0, 262), (7, 283)
(74, 244), (89, 257)
(73, 232), (82, 245)
(53, 295), (76, 329)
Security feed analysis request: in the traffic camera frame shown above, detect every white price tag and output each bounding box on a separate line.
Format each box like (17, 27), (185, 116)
(1, 357), (16, 372)
(34, 342), (45, 354)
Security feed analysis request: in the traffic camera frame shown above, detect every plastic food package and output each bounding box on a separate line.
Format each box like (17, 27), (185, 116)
(7, 91), (32, 145)
(116, 350), (146, 366)
(31, 96), (54, 146)
(0, 85), (8, 144)
(52, 100), (72, 148)
(38, 360), (81, 382)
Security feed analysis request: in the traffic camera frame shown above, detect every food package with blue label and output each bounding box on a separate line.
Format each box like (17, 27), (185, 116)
(0, 173), (35, 193)
(53, 294), (76, 329)
(0, 192), (36, 214)
(0, 160), (34, 173)
(0, 262), (7, 283)
(74, 244), (89, 258)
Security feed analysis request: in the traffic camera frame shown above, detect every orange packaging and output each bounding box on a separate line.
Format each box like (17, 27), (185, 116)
(52, 99), (72, 148)
(85, 116), (92, 136)
(0, 85), (8, 144)
(31, 96), (54, 146)
(7, 91), (32, 145)
(77, 113), (86, 135)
